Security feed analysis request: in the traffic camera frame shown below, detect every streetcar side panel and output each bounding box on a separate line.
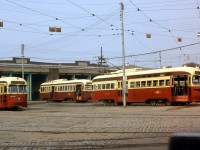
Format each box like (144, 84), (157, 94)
(190, 87), (200, 102)
(92, 89), (119, 103)
(126, 77), (172, 104)
(92, 81), (119, 103)
(39, 79), (92, 102)
(40, 86), (51, 100)
(127, 87), (172, 103)
(190, 74), (200, 102)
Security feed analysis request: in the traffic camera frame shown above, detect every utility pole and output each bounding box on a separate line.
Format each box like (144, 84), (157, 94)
(100, 47), (103, 74)
(120, 2), (127, 107)
(21, 44), (24, 79)
(98, 47), (106, 74)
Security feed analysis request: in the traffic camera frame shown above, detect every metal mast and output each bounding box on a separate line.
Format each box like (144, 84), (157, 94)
(21, 44), (24, 79)
(120, 2), (127, 107)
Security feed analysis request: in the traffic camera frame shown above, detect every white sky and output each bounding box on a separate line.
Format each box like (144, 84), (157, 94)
(1, 0), (200, 68)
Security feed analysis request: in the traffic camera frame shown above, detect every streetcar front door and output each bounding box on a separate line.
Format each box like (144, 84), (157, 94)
(0, 85), (3, 107)
(173, 75), (189, 102)
(117, 81), (123, 104)
(75, 85), (81, 101)
(51, 86), (55, 100)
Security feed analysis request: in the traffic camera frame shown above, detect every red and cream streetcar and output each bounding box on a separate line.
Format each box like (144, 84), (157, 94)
(40, 79), (92, 102)
(92, 66), (200, 106)
(0, 76), (27, 108)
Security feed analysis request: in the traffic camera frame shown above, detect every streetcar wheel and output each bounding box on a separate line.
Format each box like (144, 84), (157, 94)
(180, 103), (186, 106)
(114, 102), (119, 106)
(151, 100), (156, 106)
(166, 101), (171, 106)
(103, 101), (107, 106)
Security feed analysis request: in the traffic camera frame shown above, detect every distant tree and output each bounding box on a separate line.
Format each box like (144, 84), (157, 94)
(183, 62), (200, 67)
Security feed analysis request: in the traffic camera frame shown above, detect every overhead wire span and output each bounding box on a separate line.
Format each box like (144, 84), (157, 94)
(66, 0), (120, 30)
(5, 0), (83, 30)
(197, 0), (200, 17)
(107, 41), (200, 60)
(128, 0), (185, 50)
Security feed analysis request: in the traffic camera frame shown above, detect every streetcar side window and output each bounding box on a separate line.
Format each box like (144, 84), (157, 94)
(111, 83), (115, 89)
(147, 81), (152, 87)
(166, 80), (170, 86)
(102, 84), (106, 89)
(141, 81), (146, 87)
(192, 75), (200, 84)
(98, 84), (101, 89)
(67, 85), (69, 91)
(4, 86), (7, 93)
(106, 83), (110, 89)
(92, 85), (95, 90)
(118, 82), (122, 88)
(130, 82), (135, 88)
(136, 81), (140, 87)
(68, 85), (72, 91)
(159, 80), (164, 86)
(153, 80), (158, 86)
(85, 85), (92, 90)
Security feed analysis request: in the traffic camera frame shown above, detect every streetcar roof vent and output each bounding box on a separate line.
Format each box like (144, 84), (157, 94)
(0, 76), (7, 78)
(111, 68), (143, 74)
(162, 66), (172, 69)
(52, 79), (67, 82)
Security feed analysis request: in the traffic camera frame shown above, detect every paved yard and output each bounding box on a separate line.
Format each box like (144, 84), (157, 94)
(1, 101), (200, 149)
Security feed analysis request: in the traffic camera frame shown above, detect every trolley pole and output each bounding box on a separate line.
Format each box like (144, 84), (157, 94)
(21, 44), (24, 79)
(120, 2), (127, 107)
(159, 51), (162, 68)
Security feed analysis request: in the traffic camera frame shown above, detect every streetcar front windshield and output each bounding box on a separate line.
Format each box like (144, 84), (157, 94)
(192, 75), (200, 85)
(8, 85), (27, 93)
(18, 85), (27, 93)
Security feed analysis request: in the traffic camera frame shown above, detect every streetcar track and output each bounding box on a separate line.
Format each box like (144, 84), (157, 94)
(0, 143), (168, 149)
(0, 129), (175, 134)
(0, 131), (169, 149)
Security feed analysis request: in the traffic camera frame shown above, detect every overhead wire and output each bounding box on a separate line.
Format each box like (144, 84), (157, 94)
(1, 0), (200, 66)
(127, 0), (185, 51)
(107, 41), (200, 60)
(5, 0), (83, 30)
(197, 0), (200, 17)
(66, 0), (120, 30)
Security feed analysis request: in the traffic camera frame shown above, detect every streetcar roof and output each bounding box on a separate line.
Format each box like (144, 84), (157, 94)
(0, 76), (27, 85)
(92, 66), (200, 80)
(41, 79), (92, 86)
